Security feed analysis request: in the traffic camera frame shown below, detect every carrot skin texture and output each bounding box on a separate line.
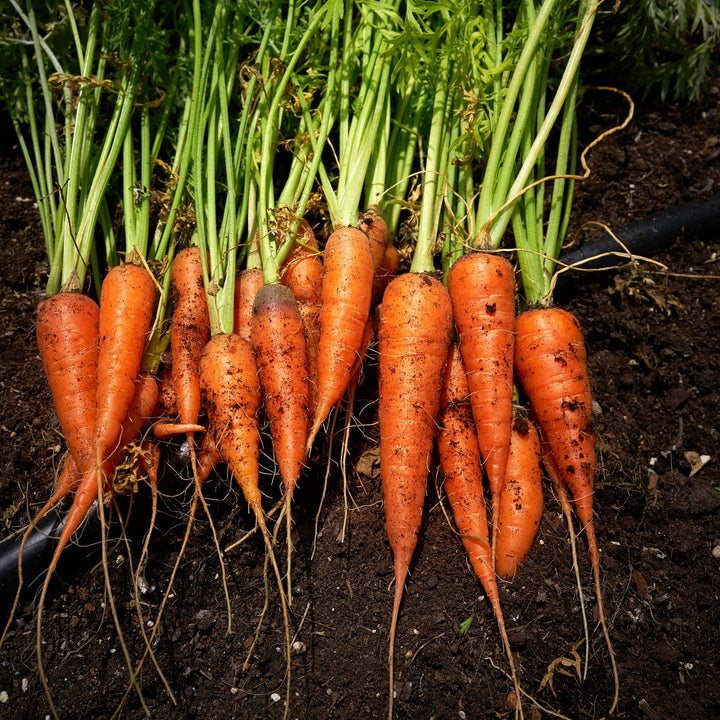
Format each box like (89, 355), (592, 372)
(95, 263), (157, 467)
(169, 246), (211, 433)
(199, 333), (263, 512)
(310, 227), (375, 442)
(233, 268), (264, 343)
(447, 252), (516, 511)
(514, 307), (594, 528)
(36, 292), (100, 474)
(495, 416), (544, 580)
(251, 283), (311, 497)
(378, 272), (452, 717)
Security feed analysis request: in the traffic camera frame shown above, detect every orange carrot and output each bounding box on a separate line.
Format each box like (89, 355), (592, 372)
(447, 252), (516, 556)
(199, 331), (292, 707)
(199, 333), (264, 520)
(279, 219), (323, 411)
(372, 242), (400, 302)
(514, 306), (618, 715)
(377, 272), (452, 720)
(514, 309), (593, 540)
(251, 283), (312, 601)
(438, 343), (522, 717)
(251, 283), (311, 498)
(153, 246), (209, 440)
(307, 226), (375, 453)
(3, 293), (101, 646)
(37, 262), (156, 717)
(233, 267), (264, 344)
(495, 415), (543, 581)
(35, 292), (100, 475)
(94, 262), (157, 469)
(358, 210), (389, 270)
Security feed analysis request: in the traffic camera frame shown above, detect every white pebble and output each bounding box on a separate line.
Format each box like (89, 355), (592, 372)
(0, 691), (8, 704)
(270, 692), (282, 703)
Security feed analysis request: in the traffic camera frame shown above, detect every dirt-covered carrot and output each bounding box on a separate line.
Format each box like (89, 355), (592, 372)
(153, 246), (210, 441)
(378, 271), (453, 719)
(447, 252), (516, 558)
(35, 292), (100, 475)
(514, 306), (618, 714)
(495, 415), (544, 581)
(372, 242), (400, 303)
(233, 267), (264, 343)
(359, 210), (389, 271)
(36, 261), (156, 716)
(279, 218), (323, 410)
(306, 226), (375, 454)
(251, 282), (312, 601)
(438, 343), (523, 717)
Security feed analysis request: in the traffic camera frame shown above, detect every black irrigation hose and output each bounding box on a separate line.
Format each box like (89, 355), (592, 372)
(0, 444), (194, 626)
(0, 502), (101, 621)
(558, 192), (720, 282)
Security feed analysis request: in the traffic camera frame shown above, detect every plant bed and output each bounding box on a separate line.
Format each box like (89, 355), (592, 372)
(1, 81), (720, 720)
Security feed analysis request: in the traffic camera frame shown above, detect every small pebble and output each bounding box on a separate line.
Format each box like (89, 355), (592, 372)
(712, 545), (720, 559)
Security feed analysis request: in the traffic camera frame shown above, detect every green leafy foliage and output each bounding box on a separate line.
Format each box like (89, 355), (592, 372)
(591, 0), (720, 102)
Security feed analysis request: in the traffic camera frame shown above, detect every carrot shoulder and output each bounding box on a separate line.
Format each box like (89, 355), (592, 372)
(377, 272), (452, 719)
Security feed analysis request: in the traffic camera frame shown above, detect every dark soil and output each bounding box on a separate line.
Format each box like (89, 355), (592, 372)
(1, 82), (720, 720)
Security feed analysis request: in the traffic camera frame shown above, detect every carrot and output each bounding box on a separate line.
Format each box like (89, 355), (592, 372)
(233, 267), (264, 343)
(306, 226), (375, 454)
(358, 209), (389, 270)
(37, 262), (156, 718)
(35, 292), (100, 475)
(438, 343), (523, 718)
(199, 333), (264, 521)
(251, 282), (312, 602)
(377, 272), (453, 720)
(0, 293), (100, 649)
(153, 246), (210, 440)
(372, 242), (400, 302)
(199, 330), (292, 714)
(94, 262), (157, 469)
(494, 415), (543, 581)
(279, 218), (323, 411)
(514, 306), (618, 715)
(447, 252), (516, 557)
